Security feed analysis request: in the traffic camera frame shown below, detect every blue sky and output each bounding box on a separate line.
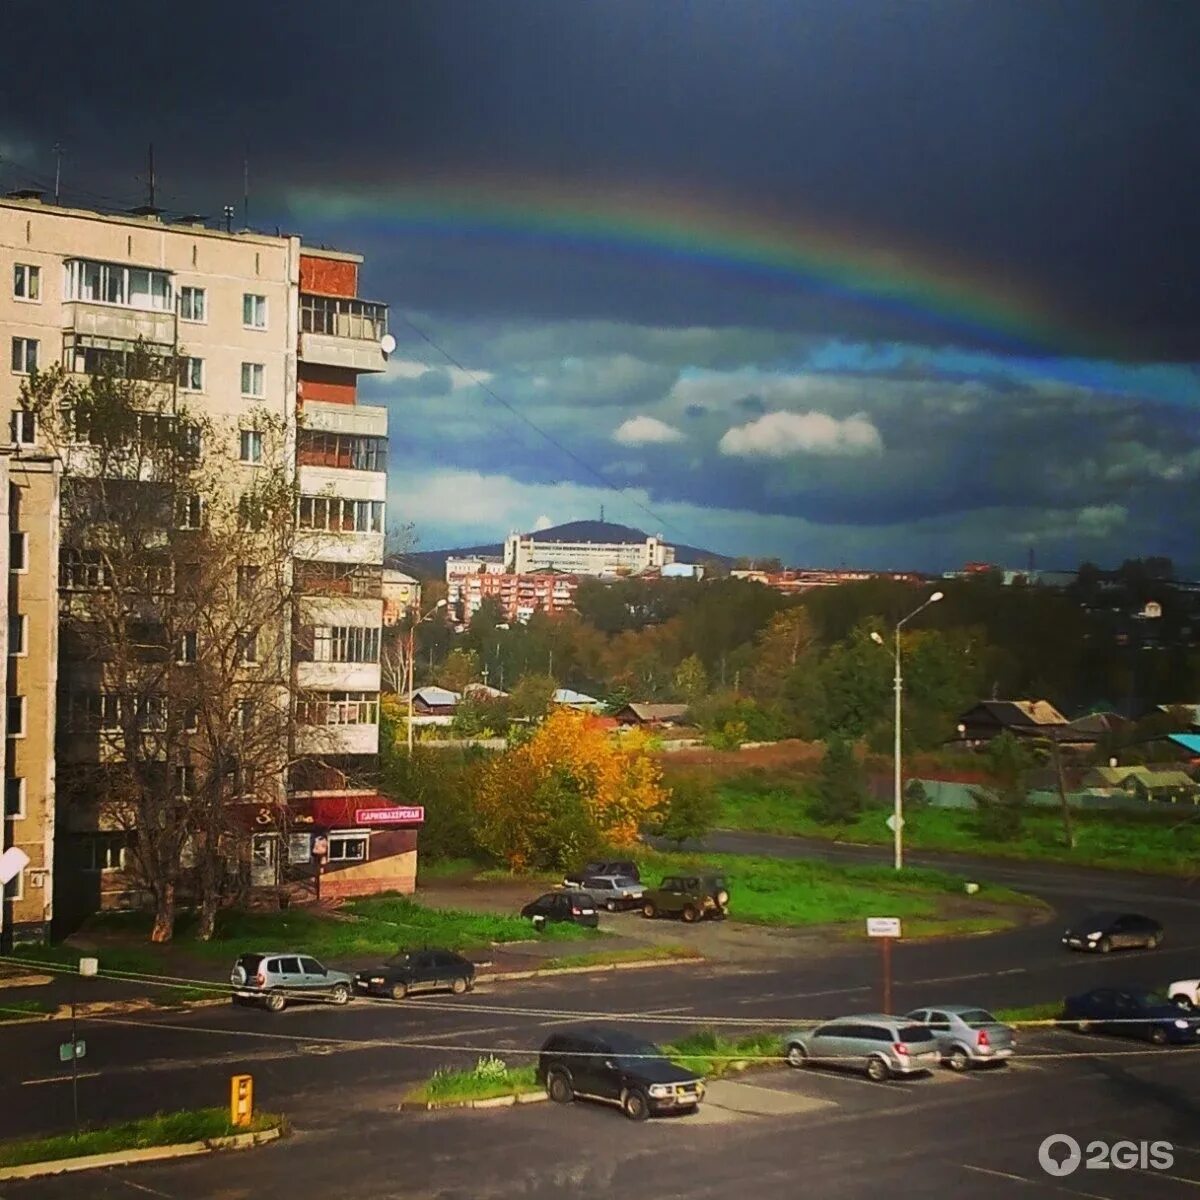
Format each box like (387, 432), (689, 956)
(3, 1), (1198, 572)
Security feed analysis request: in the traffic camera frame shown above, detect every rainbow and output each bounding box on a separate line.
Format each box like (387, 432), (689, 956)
(290, 176), (1097, 355)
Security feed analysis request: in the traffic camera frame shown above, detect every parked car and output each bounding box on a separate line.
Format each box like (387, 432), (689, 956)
(1064, 986), (1198, 1045)
(537, 1026), (705, 1121)
(521, 889), (599, 928)
(1167, 977), (1200, 1010)
(904, 1005), (1016, 1071)
(229, 952), (353, 1013)
(784, 1014), (941, 1082)
(564, 860), (641, 887)
(1061, 911), (1163, 953)
(353, 949), (475, 1000)
(579, 874), (645, 911)
(641, 874), (729, 922)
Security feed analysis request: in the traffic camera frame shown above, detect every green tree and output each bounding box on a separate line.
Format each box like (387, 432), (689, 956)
(509, 672), (557, 721)
(652, 775), (722, 847)
(750, 606), (818, 701)
(440, 648), (480, 693)
(673, 654), (709, 703)
(809, 736), (867, 825)
(970, 731), (1031, 841)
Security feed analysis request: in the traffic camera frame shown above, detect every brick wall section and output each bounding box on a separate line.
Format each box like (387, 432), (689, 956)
(300, 255), (358, 297)
(299, 364), (357, 405)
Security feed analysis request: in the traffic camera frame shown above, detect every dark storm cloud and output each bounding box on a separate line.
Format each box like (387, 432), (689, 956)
(735, 395), (767, 415)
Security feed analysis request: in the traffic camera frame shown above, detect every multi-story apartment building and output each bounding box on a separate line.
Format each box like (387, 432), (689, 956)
(453, 570), (579, 625)
(504, 530), (673, 576)
(380, 568), (421, 626)
(0, 192), (418, 937)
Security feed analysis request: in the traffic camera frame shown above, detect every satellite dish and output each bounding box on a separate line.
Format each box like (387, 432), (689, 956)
(380, 334), (396, 354)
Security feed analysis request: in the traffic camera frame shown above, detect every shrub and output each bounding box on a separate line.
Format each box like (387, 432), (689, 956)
(808, 735), (867, 824)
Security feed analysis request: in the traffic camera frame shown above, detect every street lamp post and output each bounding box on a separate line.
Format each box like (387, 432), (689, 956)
(871, 591), (944, 870)
(407, 598), (447, 755)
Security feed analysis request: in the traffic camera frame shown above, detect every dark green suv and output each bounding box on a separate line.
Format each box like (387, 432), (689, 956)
(641, 875), (729, 922)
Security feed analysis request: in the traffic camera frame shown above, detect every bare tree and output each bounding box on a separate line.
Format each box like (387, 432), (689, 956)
(22, 347), (302, 942)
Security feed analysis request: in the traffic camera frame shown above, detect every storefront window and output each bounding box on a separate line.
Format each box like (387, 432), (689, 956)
(327, 831), (369, 862)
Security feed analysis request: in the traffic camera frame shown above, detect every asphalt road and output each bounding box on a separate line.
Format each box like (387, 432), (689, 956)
(2, 837), (1199, 1198)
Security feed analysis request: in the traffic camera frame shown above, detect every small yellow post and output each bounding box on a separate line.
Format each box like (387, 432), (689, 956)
(230, 1074), (254, 1127)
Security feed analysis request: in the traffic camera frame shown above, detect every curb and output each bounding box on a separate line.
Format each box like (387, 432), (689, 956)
(476, 956), (704, 984)
(400, 1091), (547, 1113)
(0, 1125), (283, 1181)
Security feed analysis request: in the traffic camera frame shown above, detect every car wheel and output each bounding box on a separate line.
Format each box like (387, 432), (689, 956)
(330, 983), (350, 1005)
(547, 1070), (574, 1105)
(1171, 994), (1193, 1011)
(605, 900), (617, 912)
(1150, 1025), (1169, 1046)
(265, 992), (286, 1013)
(1098, 936), (1112, 953)
(681, 905), (699, 924)
(622, 1088), (650, 1121)
(866, 1056), (891, 1083)
(391, 982), (408, 1001)
(786, 1043), (808, 1069)
(947, 1046), (971, 1073)
(642, 902), (657, 919)
(451, 976), (468, 996)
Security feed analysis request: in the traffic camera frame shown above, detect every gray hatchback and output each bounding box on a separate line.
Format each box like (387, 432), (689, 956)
(230, 952), (353, 1012)
(785, 1014), (941, 1081)
(904, 1005), (1015, 1071)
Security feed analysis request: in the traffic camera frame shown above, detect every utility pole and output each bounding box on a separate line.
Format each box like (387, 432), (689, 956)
(52, 143), (63, 204)
(242, 154), (250, 228)
(147, 143), (156, 208)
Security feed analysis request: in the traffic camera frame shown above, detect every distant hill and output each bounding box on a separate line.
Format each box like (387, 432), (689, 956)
(399, 519), (731, 578)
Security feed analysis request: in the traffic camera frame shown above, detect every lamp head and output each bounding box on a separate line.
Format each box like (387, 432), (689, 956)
(869, 631), (884, 646)
(929, 591), (945, 603)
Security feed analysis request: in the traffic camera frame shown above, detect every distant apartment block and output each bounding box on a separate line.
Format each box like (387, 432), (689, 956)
(731, 567), (924, 594)
(504, 530), (673, 576)
(380, 569), (421, 626)
(453, 570), (579, 625)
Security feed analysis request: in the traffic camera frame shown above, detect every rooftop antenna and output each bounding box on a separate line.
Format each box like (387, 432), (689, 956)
(147, 143), (156, 208)
(600, 504), (605, 523)
(52, 142), (63, 204)
(242, 153), (249, 228)
(223, 204), (235, 233)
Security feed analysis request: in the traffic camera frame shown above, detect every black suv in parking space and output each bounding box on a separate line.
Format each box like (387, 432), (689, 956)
(537, 1026), (705, 1121)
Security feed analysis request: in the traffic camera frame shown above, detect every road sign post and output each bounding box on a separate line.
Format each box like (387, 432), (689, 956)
(867, 918), (902, 1014)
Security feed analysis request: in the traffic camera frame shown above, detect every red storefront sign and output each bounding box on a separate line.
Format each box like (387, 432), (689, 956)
(355, 806), (424, 825)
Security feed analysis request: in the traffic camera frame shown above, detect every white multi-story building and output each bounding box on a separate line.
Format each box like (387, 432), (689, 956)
(503, 531), (674, 576)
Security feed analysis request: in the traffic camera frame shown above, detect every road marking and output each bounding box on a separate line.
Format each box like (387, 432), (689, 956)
(960, 1162), (1113, 1198)
(113, 1176), (174, 1198)
(22, 1072), (102, 1086)
(1154, 1172), (1200, 1190)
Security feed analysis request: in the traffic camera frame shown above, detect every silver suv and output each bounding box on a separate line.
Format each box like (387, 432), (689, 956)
(230, 952), (353, 1012)
(785, 1014), (940, 1081)
(904, 1005), (1015, 1071)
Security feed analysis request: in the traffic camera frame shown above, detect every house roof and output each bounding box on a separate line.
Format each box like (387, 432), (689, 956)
(963, 699), (1068, 728)
(1169, 734), (1200, 755)
(552, 688), (602, 707)
(462, 683), (509, 700)
(409, 686), (461, 707)
(1063, 712), (1129, 738)
(1087, 766), (1148, 785)
(616, 703), (691, 722)
(1137, 770), (1196, 789)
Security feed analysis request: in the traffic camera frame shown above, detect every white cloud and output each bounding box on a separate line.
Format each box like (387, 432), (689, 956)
(382, 358), (490, 390)
(533, 513), (554, 531)
(1008, 503), (1129, 544)
(719, 410), (883, 458)
(613, 415), (685, 445)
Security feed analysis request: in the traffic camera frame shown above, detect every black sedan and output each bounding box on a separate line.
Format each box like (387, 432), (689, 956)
(1064, 987), (1198, 1045)
(1061, 911), (1163, 953)
(521, 890), (599, 928)
(353, 949), (475, 1000)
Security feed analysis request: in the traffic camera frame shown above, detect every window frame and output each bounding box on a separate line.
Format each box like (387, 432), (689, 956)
(3, 867), (23, 901)
(178, 285), (207, 323)
(242, 293), (268, 330)
(178, 356), (205, 392)
(10, 338), (38, 376)
(10, 532), (28, 574)
(4, 777), (25, 820)
(64, 259), (173, 312)
(240, 362), (265, 398)
(327, 830), (370, 863)
(177, 630), (198, 664)
(239, 428), (264, 465)
(13, 263), (41, 303)
(7, 695), (26, 738)
(8, 614), (27, 657)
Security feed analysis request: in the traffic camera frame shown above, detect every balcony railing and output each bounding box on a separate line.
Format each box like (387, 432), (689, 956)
(299, 295), (387, 342)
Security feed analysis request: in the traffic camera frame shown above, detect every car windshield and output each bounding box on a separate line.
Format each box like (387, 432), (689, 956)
(613, 877), (637, 887)
(385, 954), (411, 966)
(960, 1010), (998, 1027)
(608, 1036), (665, 1066)
(1076, 913), (1120, 929)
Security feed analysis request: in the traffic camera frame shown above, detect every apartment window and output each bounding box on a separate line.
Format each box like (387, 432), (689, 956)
(237, 630), (259, 665)
(11, 338), (38, 375)
(7, 696), (26, 738)
(240, 362), (264, 397)
(311, 625), (380, 663)
(80, 834), (126, 872)
(237, 565), (261, 600)
(297, 691), (379, 726)
(8, 615), (27, 657)
(183, 705), (199, 733)
(237, 493), (265, 531)
(235, 699), (255, 731)
(179, 286), (206, 322)
(242, 293), (268, 329)
(174, 764), (196, 796)
(136, 696), (167, 731)
(299, 294), (387, 341)
(64, 259), (172, 311)
(10, 409), (36, 445)
(177, 630), (198, 663)
(239, 429), (263, 464)
(10, 532), (27, 573)
(60, 548), (107, 590)
(4, 777), (25, 819)
(3, 869), (22, 901)
(327, 831), (369, 863)
(297, 496), (385, 534)
(178, 356), (204, 391)
(297, 430), (387, 473)
(13, 264), (40, 302)
(177, 494), (203, 530)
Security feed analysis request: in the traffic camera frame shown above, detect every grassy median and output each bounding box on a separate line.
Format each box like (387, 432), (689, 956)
(0, 1108), (282, 1169)
(407, 1058), (541, 1105)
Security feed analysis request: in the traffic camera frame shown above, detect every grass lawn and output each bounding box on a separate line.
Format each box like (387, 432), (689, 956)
(994, 1002), (1065, 1026)
(407, 1059), (540, 1105)
(640, 846), (1043, 931)
(0, 1108), (281, 1169)
(0, 998), (54, 1022)
(716, 774), (1200, 874)
(14, 894), (594, 981)
(664, 1029), (782, 1077)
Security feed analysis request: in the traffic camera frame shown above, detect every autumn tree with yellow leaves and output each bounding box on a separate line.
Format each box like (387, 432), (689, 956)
(473, 709), (667, 872)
